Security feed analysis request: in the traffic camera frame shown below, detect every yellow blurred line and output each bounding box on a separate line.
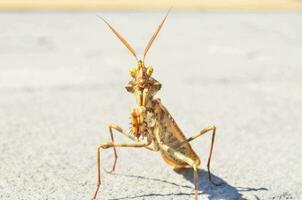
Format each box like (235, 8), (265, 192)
(0, 1), (302, 11)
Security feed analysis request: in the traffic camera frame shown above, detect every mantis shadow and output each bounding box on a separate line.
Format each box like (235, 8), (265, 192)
(174, 168), (267, 200)
(108, 168), (267, 200)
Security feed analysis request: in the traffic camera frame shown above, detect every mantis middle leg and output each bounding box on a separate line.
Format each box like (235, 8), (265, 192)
(106, 123), (154, 173)
(106, 123), (135, 173)
(91, 141), (151, 200)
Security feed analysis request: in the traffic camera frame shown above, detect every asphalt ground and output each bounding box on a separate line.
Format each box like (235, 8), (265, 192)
(0, 12), (301, 200)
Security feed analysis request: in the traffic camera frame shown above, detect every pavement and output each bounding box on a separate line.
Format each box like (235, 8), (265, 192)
(0, 12), (301, 200)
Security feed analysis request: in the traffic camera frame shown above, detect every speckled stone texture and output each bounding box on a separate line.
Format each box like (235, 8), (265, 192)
(0, 12), (301, 200)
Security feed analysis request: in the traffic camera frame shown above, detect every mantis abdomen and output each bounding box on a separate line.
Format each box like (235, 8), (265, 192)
(153, 100), (201, 168)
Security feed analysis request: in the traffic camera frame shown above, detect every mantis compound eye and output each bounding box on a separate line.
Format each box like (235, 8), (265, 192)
(129, 67), (137, 78)
(146, 67), (153, 76)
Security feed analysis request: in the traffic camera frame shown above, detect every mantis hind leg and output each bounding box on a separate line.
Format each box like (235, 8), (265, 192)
(159, 143), (200, 200)
(180, 125), (221, 186)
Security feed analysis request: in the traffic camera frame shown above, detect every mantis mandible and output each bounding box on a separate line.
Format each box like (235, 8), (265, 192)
(91, 11), (221, 200)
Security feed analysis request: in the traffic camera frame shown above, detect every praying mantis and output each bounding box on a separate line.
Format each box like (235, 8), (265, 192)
(91, 11), (221, 200)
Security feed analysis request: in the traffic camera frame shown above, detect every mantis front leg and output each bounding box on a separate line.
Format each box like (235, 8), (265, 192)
(91, 139), (151, 200)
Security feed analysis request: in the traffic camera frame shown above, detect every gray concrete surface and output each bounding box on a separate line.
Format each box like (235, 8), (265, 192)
(0, 12), (302, 200)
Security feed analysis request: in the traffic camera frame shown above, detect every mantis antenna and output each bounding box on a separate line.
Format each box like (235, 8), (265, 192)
(143, 9), (171, 61)
(98, 16), (138, 61)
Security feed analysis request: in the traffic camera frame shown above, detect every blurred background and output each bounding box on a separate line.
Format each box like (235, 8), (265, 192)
(0, 1), (302, 200)
(1, 0), (302, 10)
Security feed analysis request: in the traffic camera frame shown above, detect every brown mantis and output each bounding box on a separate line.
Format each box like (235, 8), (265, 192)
(91, 11), (221, 200)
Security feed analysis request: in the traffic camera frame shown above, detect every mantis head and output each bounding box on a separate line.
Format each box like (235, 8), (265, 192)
(126, 60), (161, 107)
(100, 10), (170, 107)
